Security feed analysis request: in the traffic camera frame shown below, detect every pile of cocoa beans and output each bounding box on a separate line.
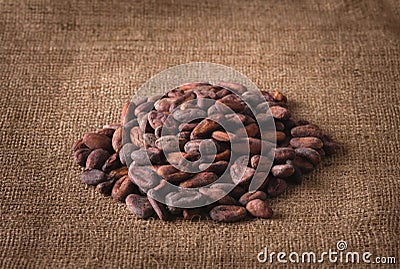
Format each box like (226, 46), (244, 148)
(73, 82), (336, 222)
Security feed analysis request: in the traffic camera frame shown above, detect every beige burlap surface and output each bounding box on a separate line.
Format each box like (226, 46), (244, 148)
(1, 0), (399, 268)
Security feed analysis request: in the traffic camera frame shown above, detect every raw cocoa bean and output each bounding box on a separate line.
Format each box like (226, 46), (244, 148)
(270, 106), (291, 120)
(112, 175), (137, 202)
(155, 135), (183, 152)
(271, 164), (295, 178)
(173, 108), (206, 122)
(295, 148), (321, 166)
(199, 187), (228, 201)
(183, 208), (209, 221)
(74, 148), (92, 167)
(218, 94), (246, 112)
(198, 161), (228, 175)
(211, 131), (232, 142)
(148, 111), (168, 129)
(165, 190), (205, 207)
(293, 156), (314, 174)
(270, 91), (287, 103)
(86, 149), (110, 170)
(83, 133), (113, 152)
(291, 124), (323, 138)
(267, 177), (288, 197)
(246, 199), (273, 219)
(239, 191), (267, 206)
(273, 147), (295, 164)
(210, 183), (246, 199)
(216, 82), (247, 94)
(109, 166), (128, 180)
(134, 101), (154, 116)
(143, 133), (157, 148)
(290, 137), (323, 149)
(179, 172), (218, 188)
(81, 169), (109, 186)
(147, 194), (169, 221)
(190, 119), (220, 139)
(129, 166), (161, 191)
(130, 126), (144, 148)
(112, 127), (123, 152)
(126, 194), (155, 219)
(96, 178), (117, 196)
(102, 153), (123, 173)
(321, 134), (337, 156)
(209, 205), (247, 222)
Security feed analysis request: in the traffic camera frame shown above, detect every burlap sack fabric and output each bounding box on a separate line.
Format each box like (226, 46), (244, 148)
(1, 0), (399, 268)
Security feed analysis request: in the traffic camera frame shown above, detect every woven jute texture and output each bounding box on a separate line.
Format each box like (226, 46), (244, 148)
(1, 0), (399, 268)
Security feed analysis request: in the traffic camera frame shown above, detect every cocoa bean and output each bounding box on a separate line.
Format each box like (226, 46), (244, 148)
(81, 169), (109, 186)
(112, 175), (137, 202)
(86, 149), (110, 170)
(290, 137), (323, 149)
(74, 148), (92, 167)
(239, 191), (267, 206)
(271, 164), (295, 178)
(83, 133), (113, 152)
(291, 124), (323, 138)
(246, 199), (273, 219)
(126, 194), (155, 219)
(209, 205), (247, 222)
(295, 148), (321, 166)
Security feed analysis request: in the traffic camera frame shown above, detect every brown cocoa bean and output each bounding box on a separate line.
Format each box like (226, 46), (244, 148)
(239, 191), (267, 205)
(126, 194), (155, 219)
(198, 161), (228, 175)
(134, 101), (154, 116)
(129, 166), (161, 191)
(321, 134), (337, 156)
(165, 190), (205, 207)
(74, 148), (92, 167)
(112, 175), (137, 202)
(270, 106), (291, 120)
(148, 111), (168, 129)
(81, 169), (109, 186)
(183, 208), (209, 221)
(246, 199), (273, 219)
(96, 127), (116, 138)
(179, 172), (218, 188)
(129, 126), (144, 148)
(95, 178), (117, 196)
(218, 94), (246, 112)
(147, 195), (169, 221)
(102, 153), (122, 173)
(267, 177), (287, 197)
(290, 137), (323, 149)
(109, 166), (128, 180)
(273, 147), (295, 164)
(293, 156), (314, 174)
(83, 133), (113, 152)
(209, 205), (247, 222)
(216, 82), (247, 94)
(112, 127), (123, 152)
(86, 149), (110, 170)
(190, 119), (220, 139)
(270, 91), (287, 103)
(291, 124), (323, 138)
(173, 108), (206, 123)
(155, 135), (183, 152)
(271, 164), (295, 178)
(295, 148), (321, 166)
